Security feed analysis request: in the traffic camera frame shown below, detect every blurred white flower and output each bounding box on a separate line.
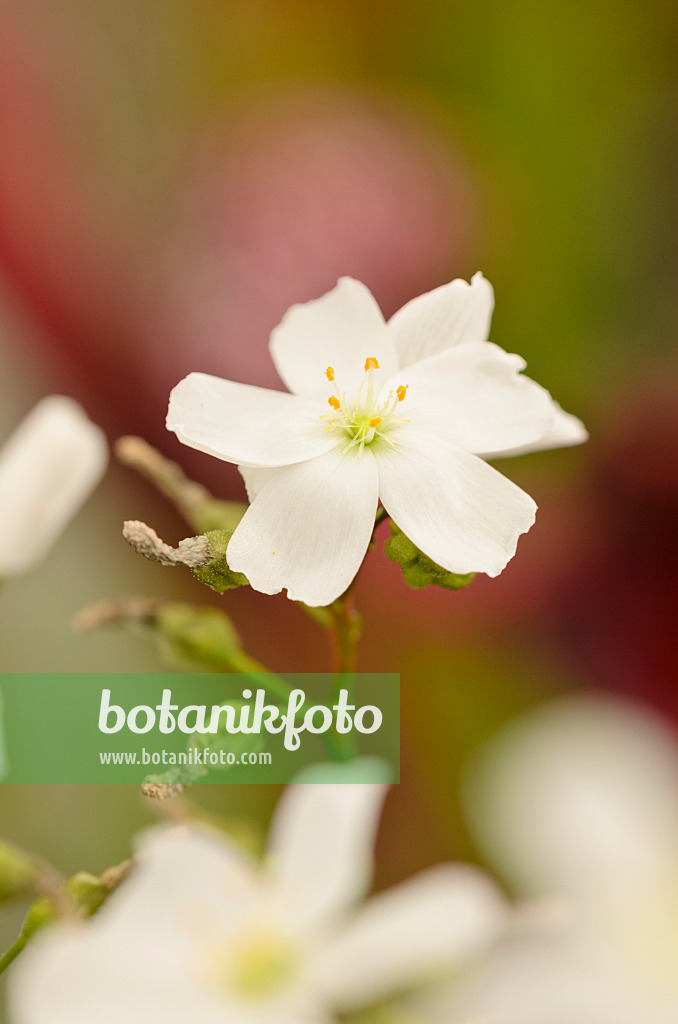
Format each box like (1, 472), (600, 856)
(0, 397), (107, 577)
(422, 696), (678, 1024)
(167, 275), (586, 606)
(8, 785), (508, 1024)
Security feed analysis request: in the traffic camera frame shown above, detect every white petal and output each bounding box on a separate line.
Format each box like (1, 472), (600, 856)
(0, 396), (107, 575)
(314, 865), (508, 1012)
(8, 925), (229, 1024)
(8, 826), (260, 1024)
(376, 430), (537, 577)
(386, 342), (554, 455)
(103, 825), (259, 938)
(167, 372), (335, 468)
(421, 934), (660, 1024)
(487, 399), (589, 458)
(387, 272), (494, 367)
(267, 784), (387, 932)
(238, 464), (280, 502)
(465, 696), (678, 909)
(226, 449), (379, 605)
(269, 278), (399, 400)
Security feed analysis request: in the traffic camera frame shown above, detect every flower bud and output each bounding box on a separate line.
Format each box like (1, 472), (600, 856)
(385, 521), (475, 591)
(155, 603), (242, 670)
(21, 896), (57, 938)
(191, 530), (249, 593)
(66, 872), (110, 917)
(0, 842), (37, 901)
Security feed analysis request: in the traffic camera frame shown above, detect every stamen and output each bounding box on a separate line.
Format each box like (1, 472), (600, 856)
(328, 396), (341, 411)
(396, 385), (408, 402)
(369, 417), (382, 428)
(325, 366), (335, 382)
(364, 357), (380, 372)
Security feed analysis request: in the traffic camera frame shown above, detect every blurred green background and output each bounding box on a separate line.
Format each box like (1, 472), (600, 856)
(1, 2), (677, 1015)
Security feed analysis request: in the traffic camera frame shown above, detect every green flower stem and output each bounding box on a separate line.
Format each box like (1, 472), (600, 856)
(327, 594), (362, 762)
(0, 933), (27, 975)
(372, 505), (389, 532)
(219, 649), (299, 708)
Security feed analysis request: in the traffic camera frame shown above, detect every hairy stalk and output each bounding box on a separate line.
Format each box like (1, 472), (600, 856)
(115, 437), (213, 526)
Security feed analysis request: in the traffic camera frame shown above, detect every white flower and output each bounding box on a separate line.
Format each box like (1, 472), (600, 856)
(8, 785), (508, 1024)
(0, 397), (107, 577)
(423, 696), (678, 1024)
(167, 275), (587, 606)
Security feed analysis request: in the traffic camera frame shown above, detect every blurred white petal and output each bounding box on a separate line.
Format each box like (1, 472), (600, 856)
(102, 825), (260, 939)
(9, 923), (227, 1024)
(0, 396), (107, 575)
(8, 826), (264, 1024)
(267, 784), (387, 932)
(421, 933), (669, 1024)
(465, 696), (678, 907)
(315, 865), (508, 1012)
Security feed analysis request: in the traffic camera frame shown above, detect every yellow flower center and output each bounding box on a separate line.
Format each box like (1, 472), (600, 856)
(321, 356), (409, 452)
(207, 928), (299, 1001)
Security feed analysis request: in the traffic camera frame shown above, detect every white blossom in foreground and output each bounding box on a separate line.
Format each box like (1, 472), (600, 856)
(0, 397), (107, 576)
(421, 696), (678, 1024)
(8, 785), (508, 1024)
(167, 274), (587, 605)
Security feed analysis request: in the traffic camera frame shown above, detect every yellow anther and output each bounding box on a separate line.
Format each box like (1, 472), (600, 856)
(369, 417), (382, 428)
(325, 366), (335, 382)
(328, 395), (341, 411)
(364, 357), (380, 372)
(396, 385), (408, 402)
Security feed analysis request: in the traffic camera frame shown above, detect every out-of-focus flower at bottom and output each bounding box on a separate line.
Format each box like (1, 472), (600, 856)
(0, 397), (107, 578)
(417, 695), (678, 1024)
(7, 784), (508, 1024)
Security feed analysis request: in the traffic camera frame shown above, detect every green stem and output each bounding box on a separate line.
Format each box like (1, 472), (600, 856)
(0, 934), (27, 975)
(373, 505), (389, 533)
(221, 649), (296, 706)
(222, 651), (320, 737)
(327, 594), (362, 761)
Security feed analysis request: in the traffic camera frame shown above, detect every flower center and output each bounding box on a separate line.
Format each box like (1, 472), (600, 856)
(322, 357), (408, 452)
(206, 928), (299, 1001)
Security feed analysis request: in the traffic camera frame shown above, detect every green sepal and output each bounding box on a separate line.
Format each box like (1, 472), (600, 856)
(21, 896), (57, 939)
(385, 521), (475, 592)
(191, 530), (249, 593)
(155, 604), (242, 671)
(0, 842), (37, 902)
(66, 872), (110, 917)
